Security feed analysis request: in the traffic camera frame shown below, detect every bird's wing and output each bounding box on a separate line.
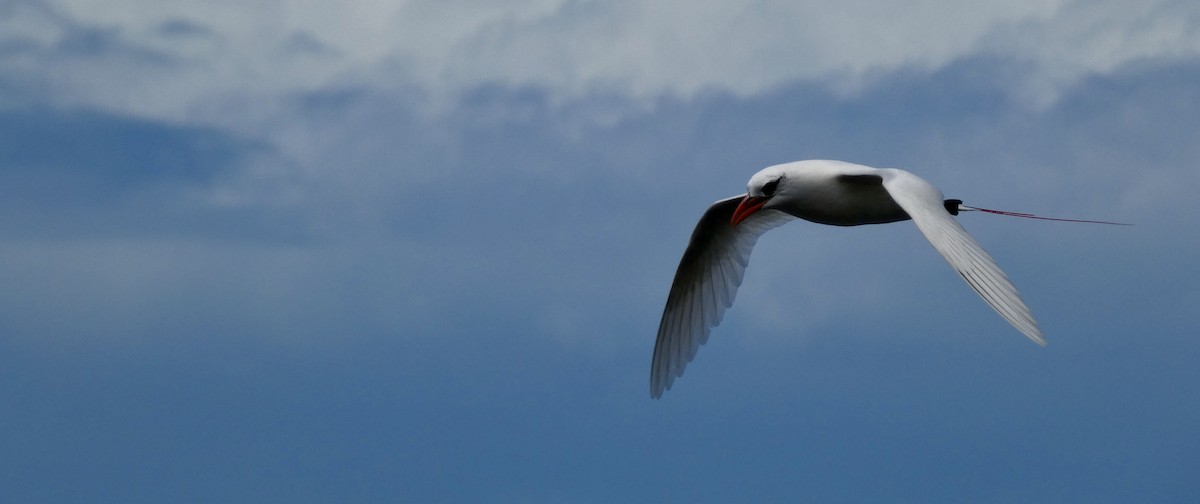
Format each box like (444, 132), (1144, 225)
(880, 170), (1045, 345)
(651, 195), (792, 398)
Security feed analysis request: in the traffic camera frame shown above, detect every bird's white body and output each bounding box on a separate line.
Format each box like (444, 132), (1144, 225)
(651, 160), (1043, 398)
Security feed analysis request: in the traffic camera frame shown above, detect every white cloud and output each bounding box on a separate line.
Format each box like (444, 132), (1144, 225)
(426, 0), (1063, 98)
(980, 0), (1200, 105)
(4, 0), (1196, 122)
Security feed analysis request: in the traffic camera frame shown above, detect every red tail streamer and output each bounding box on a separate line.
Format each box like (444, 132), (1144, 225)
(960, 204), (1132, 226)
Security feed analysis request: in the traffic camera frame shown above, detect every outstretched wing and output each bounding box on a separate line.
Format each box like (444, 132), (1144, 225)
(651, 195), (792, 398)
(881, 170), (1045, 345)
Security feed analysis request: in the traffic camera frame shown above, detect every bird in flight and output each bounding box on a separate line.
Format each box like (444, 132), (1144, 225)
(651, 159), (1048, 399)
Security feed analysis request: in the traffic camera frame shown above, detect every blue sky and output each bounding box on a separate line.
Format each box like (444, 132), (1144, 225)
(2, 0), (1199, 502)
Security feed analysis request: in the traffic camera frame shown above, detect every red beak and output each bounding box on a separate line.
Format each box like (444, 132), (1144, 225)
(731, 195), (769, 225)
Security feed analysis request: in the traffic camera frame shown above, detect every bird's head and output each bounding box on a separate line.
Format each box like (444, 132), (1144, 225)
(731, 167), (786, 225)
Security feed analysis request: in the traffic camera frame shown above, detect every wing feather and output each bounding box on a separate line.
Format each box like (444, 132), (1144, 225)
(880, 170), (1045, 345)
(650, 195), (791, 398)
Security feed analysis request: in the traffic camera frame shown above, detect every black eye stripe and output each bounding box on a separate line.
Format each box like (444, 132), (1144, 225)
(762, 179), (780, 196)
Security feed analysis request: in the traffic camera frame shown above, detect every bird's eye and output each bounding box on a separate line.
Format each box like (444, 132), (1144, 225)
(762, 179), (780, 197)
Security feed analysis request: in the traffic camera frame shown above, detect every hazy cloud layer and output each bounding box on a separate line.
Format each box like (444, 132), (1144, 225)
(4, 0), (1199, 121)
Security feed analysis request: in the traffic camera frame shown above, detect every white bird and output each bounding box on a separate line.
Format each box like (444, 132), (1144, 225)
(651, 159), (1044, 398)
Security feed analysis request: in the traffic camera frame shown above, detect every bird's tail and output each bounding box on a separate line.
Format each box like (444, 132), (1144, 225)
(943, 199), (1132, 226)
